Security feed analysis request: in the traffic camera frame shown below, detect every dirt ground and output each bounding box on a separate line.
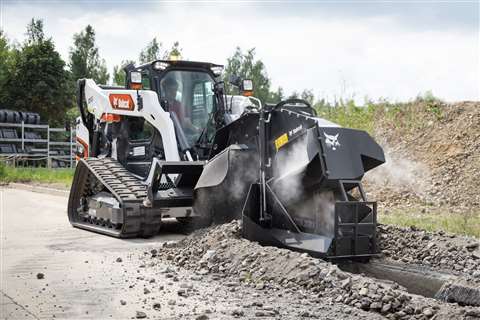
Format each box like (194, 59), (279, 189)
(0, 187), (385, 320)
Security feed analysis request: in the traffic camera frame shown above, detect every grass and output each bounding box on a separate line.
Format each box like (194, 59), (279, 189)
(379, 209), (480, 238)
(313, 92), (444, 135)
(0, 164), (74, 188)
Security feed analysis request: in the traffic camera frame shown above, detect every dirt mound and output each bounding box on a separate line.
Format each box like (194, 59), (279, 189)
(150, 221), (477, 319)
(365, 101), (480, 212)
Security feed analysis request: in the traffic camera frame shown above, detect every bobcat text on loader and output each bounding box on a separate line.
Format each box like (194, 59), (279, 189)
(68, 59), (385, 259)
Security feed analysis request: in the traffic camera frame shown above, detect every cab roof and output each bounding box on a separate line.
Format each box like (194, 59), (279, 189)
(138, 60), (223, 70)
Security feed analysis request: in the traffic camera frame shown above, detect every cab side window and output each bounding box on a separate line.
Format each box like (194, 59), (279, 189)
(191, 82), (209, 128)
(141, 72), (151, 90)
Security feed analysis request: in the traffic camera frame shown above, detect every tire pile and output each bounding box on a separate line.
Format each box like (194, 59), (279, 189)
(0, 109), (41, 125)
(0, 109), (41, 154)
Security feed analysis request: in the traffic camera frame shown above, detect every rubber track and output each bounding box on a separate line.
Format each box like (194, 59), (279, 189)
(67, 158), (162, 238)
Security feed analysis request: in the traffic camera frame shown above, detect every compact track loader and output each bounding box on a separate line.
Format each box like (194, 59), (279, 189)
(68, 60), (385, 258)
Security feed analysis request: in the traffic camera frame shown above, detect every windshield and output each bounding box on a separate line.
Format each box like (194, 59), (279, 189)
(159, 70), (216, 146)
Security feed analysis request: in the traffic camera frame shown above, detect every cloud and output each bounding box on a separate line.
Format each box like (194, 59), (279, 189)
(1, 1), (478, 102)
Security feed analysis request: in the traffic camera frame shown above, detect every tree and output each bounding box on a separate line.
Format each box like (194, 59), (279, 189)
(3, 19), (72, 125)
(69, 25), (109, 84)
(112, 59), (135, 86)
(288, 91), (299, 99)
(0, 30), (15, 105)
(300, 89), (315, 105)
(139, 37), (162, 63)
(26, 18), (44, 44)
(165, 41), (182, 59)
(139, 38), (183, 63)
(270, 87), (284, 102)
(224, 47), (281, 103)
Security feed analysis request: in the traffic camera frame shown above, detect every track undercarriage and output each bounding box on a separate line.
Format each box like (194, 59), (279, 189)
(68, 158), (163, 237)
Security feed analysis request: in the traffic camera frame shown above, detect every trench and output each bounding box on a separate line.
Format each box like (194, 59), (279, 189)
(338, 260), (480, 307)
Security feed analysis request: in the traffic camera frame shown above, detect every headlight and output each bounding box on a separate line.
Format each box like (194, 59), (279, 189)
(153, 61), (169, 70)
(130, 71), (142, 84)
(242, 79), (253, 91)
(211, 66), (224, 77)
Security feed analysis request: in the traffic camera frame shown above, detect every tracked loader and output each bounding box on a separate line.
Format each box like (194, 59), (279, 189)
(68, 60), (385, 258)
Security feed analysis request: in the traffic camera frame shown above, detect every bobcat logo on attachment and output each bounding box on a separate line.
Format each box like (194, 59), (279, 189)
(324, 132), (340, 150)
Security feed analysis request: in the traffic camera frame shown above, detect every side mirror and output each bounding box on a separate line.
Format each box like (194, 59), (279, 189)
(213, 81), (224, 93)
(229, 75), (242, 87)
(228, 75), (254, 96)
(160, 99), (170, 112)
(123, 63), (136, 73)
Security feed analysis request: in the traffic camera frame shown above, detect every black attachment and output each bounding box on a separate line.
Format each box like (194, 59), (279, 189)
(273, 98), (317, 116)
(146, 158), (204, 206)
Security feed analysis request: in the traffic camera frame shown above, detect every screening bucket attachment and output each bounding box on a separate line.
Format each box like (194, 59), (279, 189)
(194, 99), (385, 258)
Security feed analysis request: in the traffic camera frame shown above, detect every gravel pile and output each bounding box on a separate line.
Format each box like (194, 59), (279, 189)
(379, 224), (480, 283)
(150, 221), (476, 319)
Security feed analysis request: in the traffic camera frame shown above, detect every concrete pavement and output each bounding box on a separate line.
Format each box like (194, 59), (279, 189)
(0, 187), (184, 319)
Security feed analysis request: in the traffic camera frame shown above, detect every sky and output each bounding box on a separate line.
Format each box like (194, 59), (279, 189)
(1, 0), (479, 103)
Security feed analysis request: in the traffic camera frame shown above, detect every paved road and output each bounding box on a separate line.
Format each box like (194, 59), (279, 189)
(0, 187), (184, 319)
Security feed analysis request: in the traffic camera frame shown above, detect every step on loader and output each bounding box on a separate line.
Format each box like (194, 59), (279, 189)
(68, 59), (385, 258)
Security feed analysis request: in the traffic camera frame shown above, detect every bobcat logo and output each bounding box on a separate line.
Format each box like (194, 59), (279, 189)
(324, 132), (340, 150)
(112, 97), (131, 110)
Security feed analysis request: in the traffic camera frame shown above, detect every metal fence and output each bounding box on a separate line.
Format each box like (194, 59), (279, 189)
(0, 121), (76, 168)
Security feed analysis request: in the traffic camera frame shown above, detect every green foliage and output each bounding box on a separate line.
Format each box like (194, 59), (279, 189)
(0, 30), (15, 105)
(0, 163), (74, 187)
(69, 25), (109, 84)
(224, 47), (282, 104)
(168, 41), (182, 59)
(300, 89), (314, 105)
(112, 59), (135, 86)
(314, 98), (377, 134)
(270, 87), (284, 102)
(379, 210), (480, 238)
(416, 91), (443, 120)
(65, 105), (80, 124)
(139, 38), (183, 63)
(26, 18), (45, 44)
(2, 19), (72, 126)
(139, 37), (162, 63)
(311, 91), (445, 137)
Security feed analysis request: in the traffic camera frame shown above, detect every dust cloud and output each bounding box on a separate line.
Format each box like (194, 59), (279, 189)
(366, 143), (430, 199)
(272, 135), (335, 236)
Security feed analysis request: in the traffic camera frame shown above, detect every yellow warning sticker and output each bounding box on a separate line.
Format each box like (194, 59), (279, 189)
(274, 133), (289, 150)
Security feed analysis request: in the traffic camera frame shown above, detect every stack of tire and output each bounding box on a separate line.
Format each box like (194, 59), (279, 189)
(0, 110), (41, 125)
(0, 109), (41, 154)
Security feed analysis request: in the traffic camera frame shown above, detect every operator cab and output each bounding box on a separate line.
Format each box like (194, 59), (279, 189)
(158, 70), (215, 147)
(122, 60), (224, 174)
